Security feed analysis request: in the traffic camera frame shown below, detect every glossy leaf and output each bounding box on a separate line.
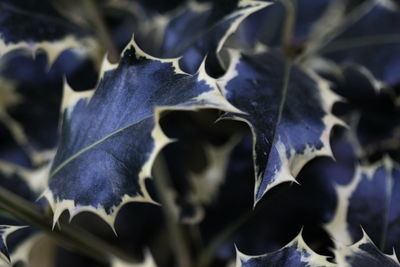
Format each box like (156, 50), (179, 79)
(218, 49), (342, 203)
(43, 37), (238, 230)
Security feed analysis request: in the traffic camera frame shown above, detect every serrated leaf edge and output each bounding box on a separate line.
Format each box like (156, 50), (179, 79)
(235, 230), (335, 267)
(325, 156), (397, 246)
(42, 37), (240, 233)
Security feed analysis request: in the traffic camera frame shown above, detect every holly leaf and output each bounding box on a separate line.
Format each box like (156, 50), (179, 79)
(235, 231), (334, 267)
(0, 160), (49, 265)
(217, 49), (342, 203)
(0, 0), (97, 65)
(0, 77), (26, 149)
(0, 225), (27, 264)
(324, 64), (400, 161)
(326, 157), (400, 254)
(334, 231), (400, 267)
(43, 37), (238, 230)
(165, 135), (240, 224)
(322, 2), (400, 87)
(159, 0), (271, 74)
(0, 51), (97, 167)
(231, 0), (333, 51)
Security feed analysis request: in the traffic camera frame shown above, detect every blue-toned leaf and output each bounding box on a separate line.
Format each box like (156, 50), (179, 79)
(326, 64), (400, 161)
(322, 2), (400, 87)
(43, 37), (238, 230)
(217, 49), (342, 203)
(326, 158), (400, 254)
(0, 225), (27, 264)
(236, 231), (334, 267)
(0, 0), (98, 65)
(0, 51), (98, 168)
(0, 77), (25, 149)
(335, 232), (400, 267)
(159, 0), (270, 74)
(166, 135), (240, 224)
(0, 160), (49, 265)
(232, 0), (333, 50)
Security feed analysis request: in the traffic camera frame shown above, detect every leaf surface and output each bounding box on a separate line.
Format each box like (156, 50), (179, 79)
(322, 2), (400, 87)
(218, 50), (341, 203)
(335, 232), (400, 267)
(44, 38), (237, 230)
(159, 0), (270, 73)
(0, 0), (97, 64)
(236, 231), (334, 267)
(326, 157), (400, 254)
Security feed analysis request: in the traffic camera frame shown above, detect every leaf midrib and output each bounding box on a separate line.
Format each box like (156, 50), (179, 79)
(256, 60), (292, 197)
(49, 114), (153, 178)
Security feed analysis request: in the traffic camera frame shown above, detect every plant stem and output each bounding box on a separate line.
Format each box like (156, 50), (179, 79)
(281, 0), (296, 58)
(84, 0), (120, 63)
(0, 186), (135, 264)
(197, 211), (251, 267)
(298, 0), (376, 62)
(320, 34), (400, 54)
(153, 154), (193, 267)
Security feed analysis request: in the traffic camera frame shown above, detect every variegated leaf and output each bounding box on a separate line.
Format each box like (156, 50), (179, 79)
(0, 77), (26, 149)
(326, 64), (400, 161)
(334, 231), (400, 267)
(43, 37), (238, 231)
(0, 225), (28, 264)
(159, 0), (271, 74)
(218, 49), (342, 203)
(166, 135), (240, 224)
(0, 52), (95, 167)
(0, 161), (49, 266)
(0, 0), (97, 65)
(236, 231), (334, 267)
(326, 157), (400, 254)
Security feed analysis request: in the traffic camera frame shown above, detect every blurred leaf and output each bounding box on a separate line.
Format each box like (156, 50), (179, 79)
(335, 232), (400, 267)
(0, 0), (98, 65)
(326, 157), (400, 254)
(159, 0), (270, 74)
(236, 231), (334, 267)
